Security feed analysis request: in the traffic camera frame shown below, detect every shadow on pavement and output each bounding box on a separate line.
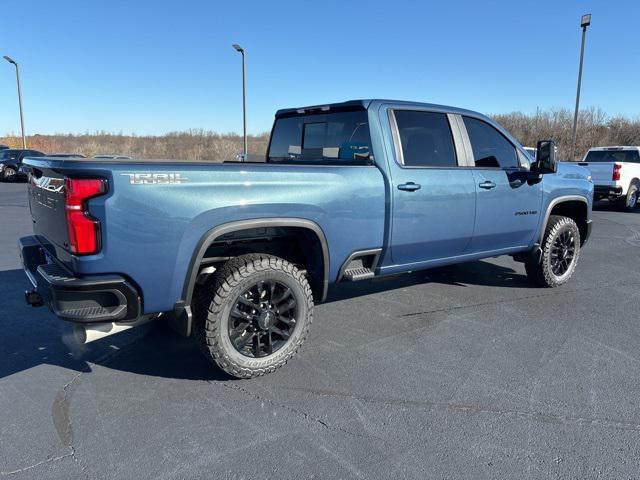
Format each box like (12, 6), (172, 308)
(0, 268), (230, 382)
(593, 200), (640, 213)
(1, 259), (528, 381)
(326, 259), (531, 303)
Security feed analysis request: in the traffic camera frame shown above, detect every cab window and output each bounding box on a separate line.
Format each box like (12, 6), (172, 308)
(393, 111), (457, 167)
(463, 116), (518, 169)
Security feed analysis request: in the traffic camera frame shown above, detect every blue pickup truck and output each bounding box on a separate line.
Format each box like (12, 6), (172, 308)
(19, 99), (593, 378)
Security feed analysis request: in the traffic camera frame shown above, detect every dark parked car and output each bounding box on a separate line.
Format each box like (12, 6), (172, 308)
(0, 149), (46, 181)
(0, 144), (9, 150)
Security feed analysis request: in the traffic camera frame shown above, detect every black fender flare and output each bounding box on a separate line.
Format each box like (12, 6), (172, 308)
(539, 195), (590, 244)
(173, 218), (330, 335)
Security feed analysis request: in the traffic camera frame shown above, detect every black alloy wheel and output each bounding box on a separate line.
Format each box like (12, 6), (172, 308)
(550, 229), (577, 276)
(229, 280), (298, 358)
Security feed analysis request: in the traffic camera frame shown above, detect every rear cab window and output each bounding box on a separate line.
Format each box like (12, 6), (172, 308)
(584, 149), (640, 163)
(267, 109), (372, 165)
(463, 116), (519, 169)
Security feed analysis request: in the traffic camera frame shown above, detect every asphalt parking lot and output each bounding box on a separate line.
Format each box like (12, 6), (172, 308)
(1, 182), (640, 479)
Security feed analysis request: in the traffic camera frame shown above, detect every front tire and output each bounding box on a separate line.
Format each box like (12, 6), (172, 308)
(525, 215), (581, 287)
(193, 254), (313, 378)
(2, 167), (16, 182)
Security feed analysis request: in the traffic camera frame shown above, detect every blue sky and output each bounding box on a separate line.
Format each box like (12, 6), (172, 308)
(1, 0), (638, 136)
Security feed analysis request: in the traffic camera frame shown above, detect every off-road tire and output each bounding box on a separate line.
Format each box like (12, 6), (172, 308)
(619, 182), (639, 212)
(193, 253), (313, 378)
(525, 215), (581, 288)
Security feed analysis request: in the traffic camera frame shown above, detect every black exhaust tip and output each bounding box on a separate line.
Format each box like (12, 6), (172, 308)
(24, 290), (44, 307)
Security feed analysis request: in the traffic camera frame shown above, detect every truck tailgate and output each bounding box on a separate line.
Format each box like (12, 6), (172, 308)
(27, 166), (69, 254)
(578, 162), (614, 185)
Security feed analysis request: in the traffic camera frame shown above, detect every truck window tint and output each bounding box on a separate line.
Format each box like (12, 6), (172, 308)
(463, 116), (518, 168)
(584, 150), (640, 163)
(268, 110), (371, 165)
(393, 111), (457, 167)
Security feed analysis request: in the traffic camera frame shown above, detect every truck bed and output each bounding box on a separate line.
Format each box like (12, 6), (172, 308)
(24, 157), (386, 314)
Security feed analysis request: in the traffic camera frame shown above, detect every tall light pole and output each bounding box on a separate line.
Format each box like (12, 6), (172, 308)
(3, 55), (26, 149)
(570, 14), (591, 160)
(232, 44), (247, 159)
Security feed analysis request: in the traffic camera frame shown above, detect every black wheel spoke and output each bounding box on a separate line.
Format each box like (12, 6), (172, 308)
(266, 331), (273, 355)
(233, 331), (254, 350)
(276, 314), (295, 326)
(237, 296), (259, 309)
(273, 287), (292, 305)
(271, 326), (291, 340)
(231, 307), (253, 321)
(256, 281), (266, 300)
(278, 298), (296, 313)
(254, 332), (261, 357)
(229, 322), (250, 338)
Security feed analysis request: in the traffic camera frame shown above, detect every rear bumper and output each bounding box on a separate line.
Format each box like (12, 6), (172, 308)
(19, 236), (141, 323)
(594, 185), (623, 200)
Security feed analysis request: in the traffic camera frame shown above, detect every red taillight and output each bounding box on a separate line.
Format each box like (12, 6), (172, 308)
(613, 163), (622, 181)
(64, 178), (106, 255)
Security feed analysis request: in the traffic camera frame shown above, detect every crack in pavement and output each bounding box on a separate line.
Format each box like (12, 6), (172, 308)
(283, 386), (640, 433)
(595, 215), (640, 246)
(36, 334), (146, 479)
(218, 382), (382, 441)
(0, 453), (74, 477)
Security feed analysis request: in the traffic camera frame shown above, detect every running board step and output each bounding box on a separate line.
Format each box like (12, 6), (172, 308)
(342, 266), (375, 281)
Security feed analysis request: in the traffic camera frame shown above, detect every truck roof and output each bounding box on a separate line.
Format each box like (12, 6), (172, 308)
(275, 99), (485, 119)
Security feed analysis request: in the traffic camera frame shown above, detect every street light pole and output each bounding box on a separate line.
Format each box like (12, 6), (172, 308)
(3, 55), (26, 149)
(570, 14), (591, 160)
(232, 44), (247, 159)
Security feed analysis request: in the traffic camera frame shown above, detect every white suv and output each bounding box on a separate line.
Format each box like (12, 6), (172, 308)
(579, 146), (640, 211)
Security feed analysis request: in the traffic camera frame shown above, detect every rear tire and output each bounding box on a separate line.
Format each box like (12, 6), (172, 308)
(525, 215), (581, 287)
(193, 254), (313, 378)
(619, 182), (639, 212)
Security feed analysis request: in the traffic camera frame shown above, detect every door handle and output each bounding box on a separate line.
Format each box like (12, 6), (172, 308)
(397, 182), (421, 192)
(478, 180), (496, 190)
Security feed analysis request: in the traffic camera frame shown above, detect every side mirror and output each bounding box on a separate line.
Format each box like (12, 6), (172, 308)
(533, 140), (557, 174)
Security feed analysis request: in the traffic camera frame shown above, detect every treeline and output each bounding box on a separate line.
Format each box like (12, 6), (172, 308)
(2, 108), (639, 161)
(492, 107), (640, 159)
(0, 130), (270, 161)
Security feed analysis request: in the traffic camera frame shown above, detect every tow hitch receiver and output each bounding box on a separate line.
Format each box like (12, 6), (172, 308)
(25, 290), (44, 307)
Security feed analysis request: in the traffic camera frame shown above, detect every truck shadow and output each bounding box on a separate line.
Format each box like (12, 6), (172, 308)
(325, 260), (531, 303)
(0, 268), (228, 382)
(0, 260), (527, 381)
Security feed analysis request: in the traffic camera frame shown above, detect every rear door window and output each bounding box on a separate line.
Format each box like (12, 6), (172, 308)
(268, 110), (371, 165)
(393, 111), (457, 167)
(463, 116), (518, 168)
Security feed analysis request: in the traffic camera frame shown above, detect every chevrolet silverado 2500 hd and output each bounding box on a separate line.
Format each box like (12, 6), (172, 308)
(19, 99), (593, 378)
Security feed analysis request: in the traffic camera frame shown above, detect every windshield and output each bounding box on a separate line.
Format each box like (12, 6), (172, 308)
(268, 109), (371, 165)
(584, 150), (640, 163)
(0, 151), (11, 160)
